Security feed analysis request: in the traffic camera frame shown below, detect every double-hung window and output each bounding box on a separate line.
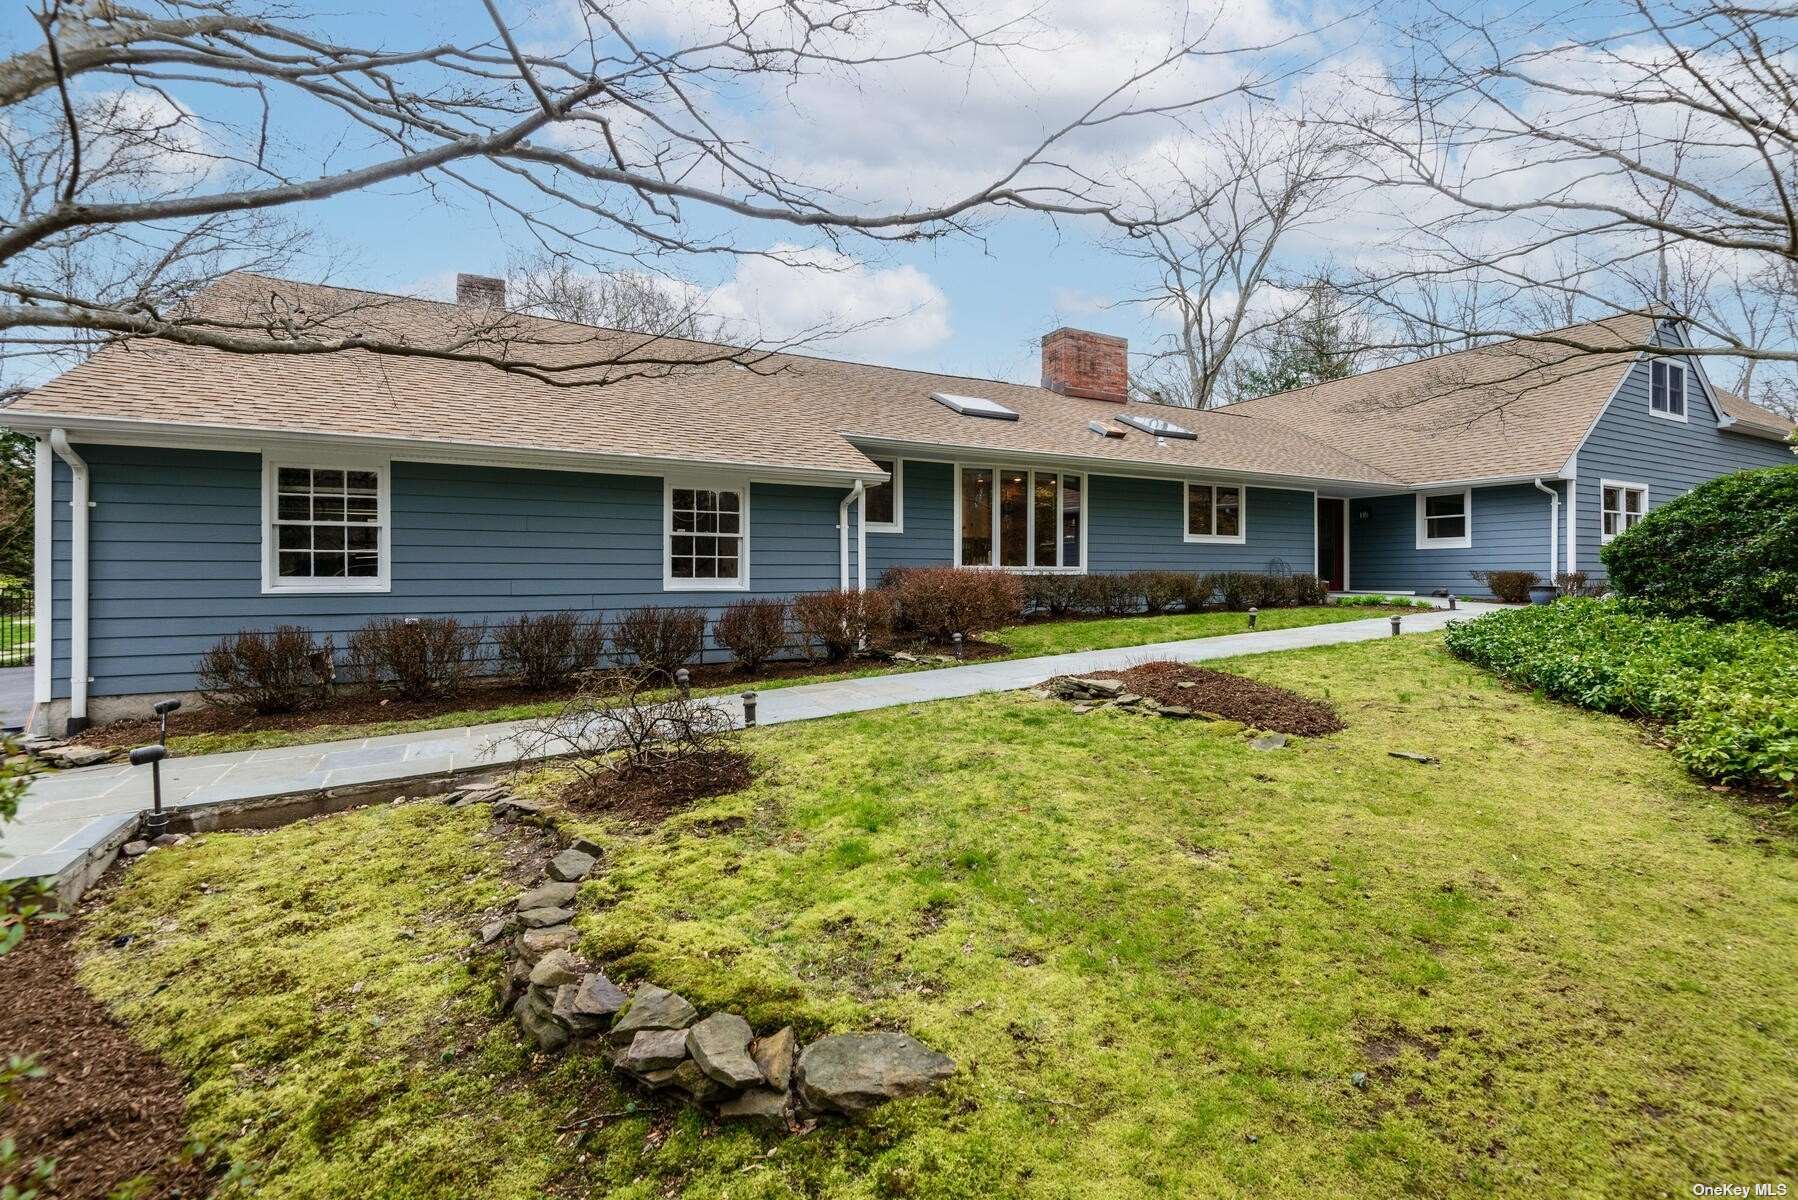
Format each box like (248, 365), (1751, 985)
(957, 466), (1082, 570)
(1185, 482), (1245, 543)
(666, 479), (749, 589)
(264, 461), (389, 592)
(864, 458), (902, 531)
(1415, 488), (1472, 549)
(1650, 360), (1687, 420)
(1601, 481), (1647, 542)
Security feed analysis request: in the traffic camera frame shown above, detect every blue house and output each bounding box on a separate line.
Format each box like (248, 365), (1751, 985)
(5, 274), (1792, 732)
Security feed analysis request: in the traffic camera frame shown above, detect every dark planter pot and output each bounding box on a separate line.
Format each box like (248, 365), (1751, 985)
(1527, 584), (1561, 605)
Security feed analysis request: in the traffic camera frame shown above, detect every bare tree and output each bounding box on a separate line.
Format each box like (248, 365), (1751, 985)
(1120, 107), (1356, 408)
(506, 252), (717, 341)
(0, 0), (1325, 387)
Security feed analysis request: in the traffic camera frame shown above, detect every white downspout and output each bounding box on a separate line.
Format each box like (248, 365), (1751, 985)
(1533, 478), (1560, 583)
(49, 430), (89, 732)
(838, 480), (864, 590)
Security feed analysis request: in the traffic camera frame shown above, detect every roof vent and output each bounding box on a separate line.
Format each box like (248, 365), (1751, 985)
(932, 392), (1018, 421)
(1088, 419), (1125, 439)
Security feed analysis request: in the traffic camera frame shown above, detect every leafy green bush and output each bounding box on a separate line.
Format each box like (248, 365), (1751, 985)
(1601, 464), (1798, 627)
(1445, 599), (1798, 794)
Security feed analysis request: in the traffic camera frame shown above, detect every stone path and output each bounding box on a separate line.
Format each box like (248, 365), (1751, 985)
(1, 602), (1496, 884)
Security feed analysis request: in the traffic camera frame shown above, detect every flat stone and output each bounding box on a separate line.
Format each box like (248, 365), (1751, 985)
(1068, 677), (1124, 697)
(494, 798), (545, 819)
(515, 989), (570, 1052)
(670, 1058), (733, 1103)
(1158, 706), (1194, 719)
(515, 880), (578, 910)
(609, 984), (699, 1043)
(795, 1032), (955, 1115)
(517, 906), (575, 929)
(1175, 681), (1198, 690)
(1070, 704), (1095, 715)
(497, 957), (533, 1012)
(529, 948), (588, 989)
(551, 983), (606, 1037)
(546, 848), (597, 882)
(1388, 750), (1439, 765)
(569, 972), (629, 1020)
(478, 919), (508, 946)
(1112, 693), (1143, 707)
(687, 1012), (763, 1089)
(1249, 733), (1287, 751)
(636, 1066), (683, 1090)
(751, 1026), (798, 1092)
(719, 1087), (789, 1126)
(121, 840), (151, 857)
(438, 789), (467, 806)
(40, 744), (110, 768)
(618, 1027), (689, 1074)
(151, 833), (190, 848)
(515, 925), (579, 963)
(569, 836), (603, 858)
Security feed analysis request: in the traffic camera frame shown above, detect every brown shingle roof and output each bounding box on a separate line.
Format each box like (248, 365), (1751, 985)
(1711, 385), (1797, 438)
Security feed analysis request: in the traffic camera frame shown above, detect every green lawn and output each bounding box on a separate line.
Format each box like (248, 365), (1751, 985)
(157, 605), (1398, 756)
(76, 635), (1798, 1197)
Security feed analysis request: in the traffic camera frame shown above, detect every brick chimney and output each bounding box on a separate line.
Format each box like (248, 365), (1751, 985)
(456, 272), (506, 308)
(1041, 327), (1127, 402)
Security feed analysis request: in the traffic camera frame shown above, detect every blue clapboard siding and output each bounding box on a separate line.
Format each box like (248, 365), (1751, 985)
(865, 459), (955, 580)
(1087, 478), (1315, 574)
(51, 446), (850, 698)
(1574, 355), (1794, 579)
(1349, 482), (1564, 596)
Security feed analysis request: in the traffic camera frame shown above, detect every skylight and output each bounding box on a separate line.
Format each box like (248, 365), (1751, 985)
(1117, 411), (1196, 440)
(932, 392), (1018, 421)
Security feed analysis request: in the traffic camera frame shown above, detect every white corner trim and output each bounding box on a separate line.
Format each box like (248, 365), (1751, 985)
(1183, 480), (1248, 545)
(1565, 454), (1579, 574)
(663, 473), (752, 592)
(863, 457), (903, 533)
(1598, 478), (1650, 545)
(1415, 487), (1473, 550)
(260, 456), (393, 594)
(32, 437), (51, 709)
(47, 430), (88, 727)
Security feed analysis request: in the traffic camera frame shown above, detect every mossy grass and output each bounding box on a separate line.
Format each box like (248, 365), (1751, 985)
(79, 635), (1798, 1196)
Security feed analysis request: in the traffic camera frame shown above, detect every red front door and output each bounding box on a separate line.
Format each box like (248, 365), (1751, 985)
(1317, 498), (1346, 591)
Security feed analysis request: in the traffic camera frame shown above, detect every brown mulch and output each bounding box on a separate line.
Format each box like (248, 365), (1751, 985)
(0, 915), (215, 1199)
(83, 640), (1007, 751)
(562, 748), (755, 824)
(1051, 661), (1345, 737)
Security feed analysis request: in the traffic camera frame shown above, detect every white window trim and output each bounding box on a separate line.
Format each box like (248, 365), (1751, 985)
(1649, 359), (1689, 423)
(261, 456), (392, 594)
(663, 475), (751, 592)
(1183, 480), (1248, 545)
(950, 463), (1087, 574)
(1599, 478), (1649, 544)
(1415, 487), (1473, 550)
(863, 457), (903, 533)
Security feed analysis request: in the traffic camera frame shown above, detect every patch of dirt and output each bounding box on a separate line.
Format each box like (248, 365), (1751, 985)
(0, 915), (216, 1199)
(1049, 661), (1344, 736)
(563, 749), (754, 824)
(1361, 1025), (1444, 1066)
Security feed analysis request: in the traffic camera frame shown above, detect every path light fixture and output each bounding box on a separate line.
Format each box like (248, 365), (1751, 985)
(153, 698), (181, 742)
(1247, 606), (1258, 630)
(130, 743), (169, 839)
(742, 690), (758, 728)
(952, 632), (963, 660)
(1390, 614), (1402, 637)
(675, 668), (690, 699)
(1447, 595), (1458, 612)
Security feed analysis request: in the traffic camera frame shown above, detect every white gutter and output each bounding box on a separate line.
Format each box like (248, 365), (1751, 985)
(31, 437), (50, 715)
(48, 429), (89, 731)
(838, 480), (864, 590)
(1533, 477), (1560, 582)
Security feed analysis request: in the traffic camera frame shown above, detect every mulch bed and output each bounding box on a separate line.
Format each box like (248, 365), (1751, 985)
(562, 748), (756, 824)
(1051, 661), (1345, 737)
(83, 640), (1006, 751)
(0, 914), (215, 1199)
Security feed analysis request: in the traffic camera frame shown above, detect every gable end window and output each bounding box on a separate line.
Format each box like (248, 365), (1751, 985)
(1650, 360), (1687, 420)
(1601, 481), (1648, 542)
(1185, 482), (1246, 544)
(864, 458), (902, 531)
(665, 478), (750, 590)
(263, 461), (390, 593)
(1415, 488), (1472, 550)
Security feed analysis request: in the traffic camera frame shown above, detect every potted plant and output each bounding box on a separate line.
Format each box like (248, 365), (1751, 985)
(1527, 582), (1560, 605)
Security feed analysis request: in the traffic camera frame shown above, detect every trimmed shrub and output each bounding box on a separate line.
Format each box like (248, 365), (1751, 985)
(195, 626), (334, 713)
(1444, 598), (1797, 794)
(610, 605), (706, 680)
(346, 616), (479, 701)
(1470, 569), (1540, 605)
(792, 588), (894, 662)
(1174, 572), (1219, 612)
(1134, 570), (1191, 615)
(495, 611), (605, 691)
(713, 598), (789, 671)
(1086, 573), (1140, 616)
(1213, 572), (1266, 610)
(1601, 464), (1798, 627)
(1553, 571), (1607, 599)
(887, 567), (1024, 641)
(1022, 574), (1083, 616)
(1270, 573), (1330, 607)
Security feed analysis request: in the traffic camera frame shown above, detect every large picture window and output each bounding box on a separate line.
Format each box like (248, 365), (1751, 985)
(1185, 482), (1245, 543)
(666, 479), (749, 589)
(958, 466), (1082, 570)
(1415, 488), (1473, 549)
(1601, 480), (1647, 542)
(264, 461), (388, 592)
(1650, 360), (1687, 420)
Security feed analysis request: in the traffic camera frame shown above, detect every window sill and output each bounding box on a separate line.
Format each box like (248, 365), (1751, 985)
(1415, 538), (1472, 551)
(262, 580), (391, 595)
(865, 523), (903, 534)
(1184, 534), (1246, 545)
(663, 578), (750, 592)
(1648, 407), (1688, 423)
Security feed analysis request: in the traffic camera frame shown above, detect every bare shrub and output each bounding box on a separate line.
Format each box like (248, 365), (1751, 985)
(346, 616), (479, 700)
(1175, 572), (1219, 611)
(886, 567), (1024, 641)
(495, 611), (605, 690)
(1088, 573), (1142, 616)
(1021, 574), (1083, 616)
(1553, 571), (1607, 599)
(609, 606), (706, 680)
(195, 626), (334, 713)
(713, 598), (789, 671)
(1470, 570), (1540, 605)
(1135, 570), (1192, 615)
(792, 589), (895, 662)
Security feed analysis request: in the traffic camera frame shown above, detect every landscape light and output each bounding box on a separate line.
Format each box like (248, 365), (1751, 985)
(129, 743), (169, 838)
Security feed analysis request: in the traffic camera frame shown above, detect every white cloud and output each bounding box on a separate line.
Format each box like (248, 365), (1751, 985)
(706, 245), (952, 361)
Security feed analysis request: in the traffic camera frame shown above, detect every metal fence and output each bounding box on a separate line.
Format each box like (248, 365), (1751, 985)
(0, 585), (31, 667)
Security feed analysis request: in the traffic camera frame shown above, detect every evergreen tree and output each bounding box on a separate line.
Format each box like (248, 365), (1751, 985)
(1231, 283), (1367, 400)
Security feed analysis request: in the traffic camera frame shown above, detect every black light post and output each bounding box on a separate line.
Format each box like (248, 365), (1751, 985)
(1447, 596), (1458, 612)
(1247, 606), (1258, 630)
(952, 632), (963, 660)
(154, 698), (182, 742)
(1389, 614), (1402, 637)
(742, 690), (758, 728)
(130, 743), (169, 838)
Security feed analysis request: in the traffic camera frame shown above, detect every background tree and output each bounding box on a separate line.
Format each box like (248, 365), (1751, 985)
(1229, 279), (1369, 399)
